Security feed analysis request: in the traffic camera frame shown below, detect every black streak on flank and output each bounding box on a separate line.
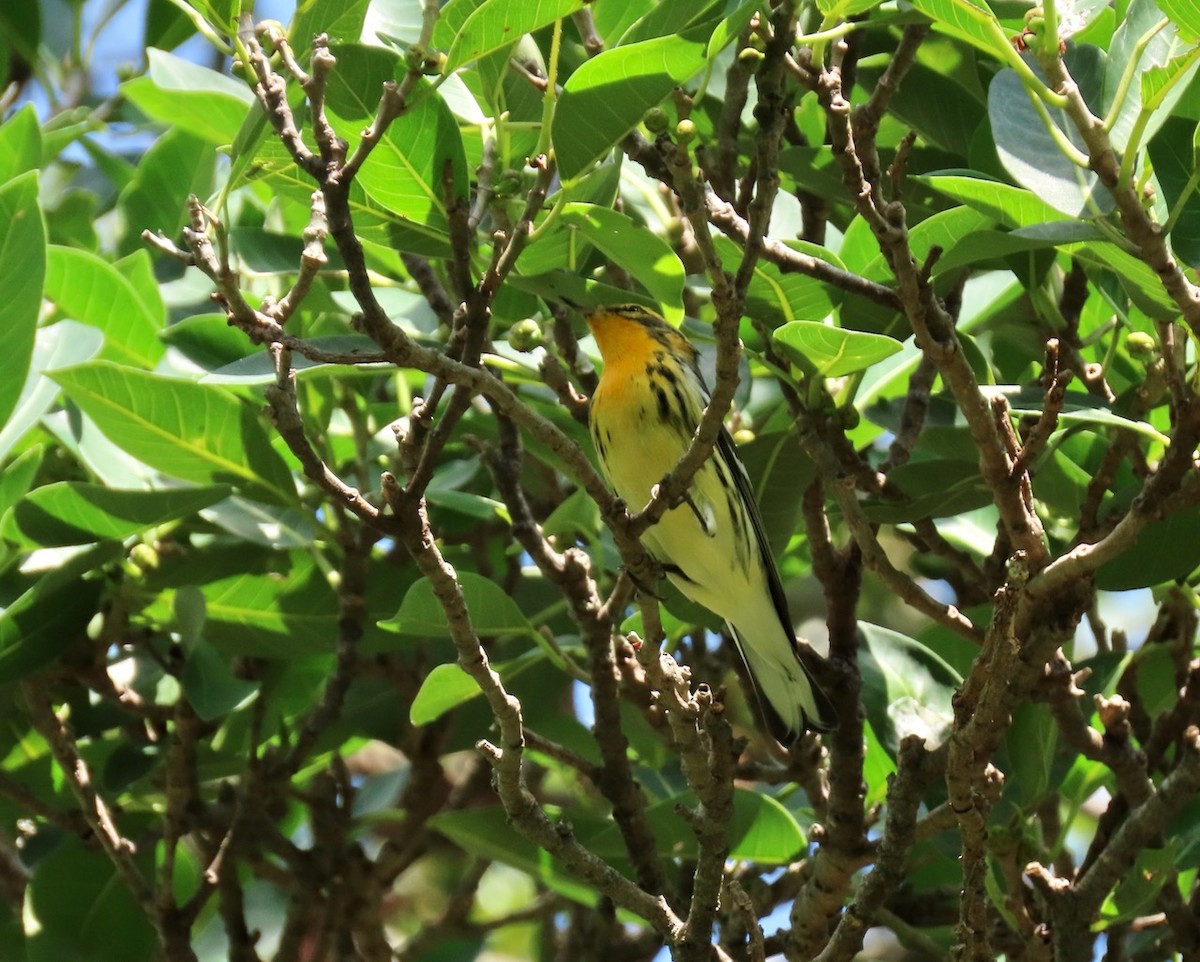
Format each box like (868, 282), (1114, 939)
(653, 382), (672, 423)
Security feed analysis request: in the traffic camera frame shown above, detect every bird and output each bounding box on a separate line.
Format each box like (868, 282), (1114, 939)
(583, 303), (834, 740)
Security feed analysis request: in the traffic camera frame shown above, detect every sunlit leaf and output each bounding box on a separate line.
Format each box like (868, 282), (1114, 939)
(774, 322), (904, 377)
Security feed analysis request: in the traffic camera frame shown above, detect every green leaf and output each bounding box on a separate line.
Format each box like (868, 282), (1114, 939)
(429, 807), (599, 906)
(121, 48), (255, 145)
(44, 246), (164, 369)
(199, 496), (317, 549)
(0, 542), (122, 683)
(201, 335), (385, 384)
(858, 622), (962, 756)
(553, 32), (709, 180)
(433, 0), (488, 48)
(145, 0), (199, 50)
(410, 648), (545, 724)
(1095, 505), (1200, 590)
(0, 172), (44, 431)
(737, 430), (816, 558)
(2, 482), (232, 547)
(1103, 845), (1175, 924)
(863, 458), (992, 522)
(858, 205), (995, 282)
(588, 789), (806, 864)
(174, 584), (207, 649)
(706, 0), (760, 58)
(0, 321), (104, 463)
(1148, 117), (1200, 268)
(147, 557), (340, 657)
(25, 835), (157, 962)
(906, 0), (1016, 63)
(50, 362), (295, 504)
(774, 322), (903, 377)
(1155, 0), (1200, 39)
(896, 64), (985, 155)
(117, 128), (215, 255)
(916, 173), (1067, 227)
(325, 45), (468, 252)
(819, 0), (885, 20)
(931, 221), (1105, 274)
(0, 104), (42, 184)
(714, 236), (844, 325)
(380, 570), (533, 635)
(1104, 0), (1198, 153)
(992, 387), (1167, 445)
(292, 0), (370, 48)
(0, 445), (43, 522)
(551, 203), (685, 323)
(1004, 701), (1056, 806)
(181, 639), (260, 721)
(158, 313), (257, 369)
(988, 51), (1111, 218)
(447, 0), (585, 71)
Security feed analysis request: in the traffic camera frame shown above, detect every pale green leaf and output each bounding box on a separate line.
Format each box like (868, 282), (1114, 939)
(553, 32), (708, 180)
(774, 322), (904, 377)
(121, 48), (255, 145)
(447, 0), (586, 72)
(0, 172), (44, 430)
(50, 362), (295, 503)
(44, 246), (164, 369)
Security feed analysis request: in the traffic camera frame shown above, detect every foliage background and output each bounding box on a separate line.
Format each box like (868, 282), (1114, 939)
(1, 0), (1200, 960)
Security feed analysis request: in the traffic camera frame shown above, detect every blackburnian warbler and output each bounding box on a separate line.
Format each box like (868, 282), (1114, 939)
(585, 304), (834, 739)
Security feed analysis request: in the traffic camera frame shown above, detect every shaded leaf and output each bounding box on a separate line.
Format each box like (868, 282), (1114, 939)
(587, 789), (806, 864)
(0, 543), (122, 683)
(1095, 505), (1200, 590)
(181, 640), (260, 721)
(2, 482), (232, 547)
(859, 622), (961, 756)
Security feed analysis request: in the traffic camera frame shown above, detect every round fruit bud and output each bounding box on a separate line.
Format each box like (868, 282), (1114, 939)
(732, 427), (756, 445)
(422, 51), (447, 75)
(837, 405), (860, 430)
(509, 318), (543, 352)
(1126, 331), (1156, 357)
(644, 107), (669, 134)
(130, 543), (160, 572)
(738, 47), (765, 71)
(493, 169), (523, 197)
(675, 119), (697, 144)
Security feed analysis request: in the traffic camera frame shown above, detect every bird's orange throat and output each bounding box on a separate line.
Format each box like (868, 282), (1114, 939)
(587, 312), (662, 379)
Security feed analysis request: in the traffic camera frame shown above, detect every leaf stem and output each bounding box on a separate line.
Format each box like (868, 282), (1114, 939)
(1164, 166), (1200, 237)
(535, 18), (564, 159)
(1101, 18), (1169, 133)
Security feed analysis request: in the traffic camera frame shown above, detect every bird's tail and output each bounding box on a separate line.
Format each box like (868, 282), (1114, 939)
(728, 622), (834, 742)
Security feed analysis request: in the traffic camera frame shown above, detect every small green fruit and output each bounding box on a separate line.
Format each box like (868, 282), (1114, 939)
(1126, 331), (1156, 357)
(644, 107), (669, 134)
(675, 119), (697, 144)
(509, 318), (544, 352)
